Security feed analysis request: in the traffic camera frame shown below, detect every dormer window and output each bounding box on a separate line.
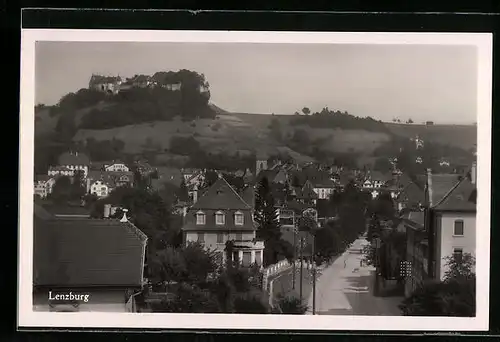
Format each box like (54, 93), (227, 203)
(196, 211), (206, 225)
(234, 211), (244, 226)
(215, 211), (225, 225)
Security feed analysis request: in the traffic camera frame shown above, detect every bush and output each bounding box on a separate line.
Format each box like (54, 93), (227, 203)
(211, 122), (222, 131)
(275, 294), (308, 314)
(290, 107), (390, 133)
(169, 136), (202, 156)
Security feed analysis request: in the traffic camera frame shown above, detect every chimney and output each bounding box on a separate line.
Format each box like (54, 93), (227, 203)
(120, 209), (129, 222)
(103, 204), (111, 218)
(471, 162), (477, 185)
(426, 168), (433, 207)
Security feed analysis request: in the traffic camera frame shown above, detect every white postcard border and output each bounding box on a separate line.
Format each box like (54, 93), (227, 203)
(19, 29), (492, 331)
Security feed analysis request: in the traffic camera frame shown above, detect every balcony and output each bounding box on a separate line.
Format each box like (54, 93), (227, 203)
(232, 240), (264, 249)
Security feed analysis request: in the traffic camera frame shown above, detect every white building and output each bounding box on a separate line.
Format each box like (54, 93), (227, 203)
(48, 166), (75, 177)
(57, 151), (91, 178)
(104, 162), (130, 173)
(34, 175), (56, 198)
(90, 180), (113, 198)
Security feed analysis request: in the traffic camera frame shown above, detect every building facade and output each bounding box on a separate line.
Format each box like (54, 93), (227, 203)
(181, 177), (265, 267)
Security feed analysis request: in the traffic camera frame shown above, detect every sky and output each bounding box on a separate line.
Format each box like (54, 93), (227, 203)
(35, 42), (478, 124)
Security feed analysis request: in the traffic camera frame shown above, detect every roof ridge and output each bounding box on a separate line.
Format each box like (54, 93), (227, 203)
(220, 176), (252, 209)
(432, 176), (464, 209)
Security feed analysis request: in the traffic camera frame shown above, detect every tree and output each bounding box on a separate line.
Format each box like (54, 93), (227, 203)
(399, 253), (476, 317)
(407, 118), (414, 124)
(176, 178), (190, 202)
(302, 107), (311, 116)
(444, 253), (476, 281)
(374, 157), (393, 173)
(254, 177), (285, 266)
(275, 294), (308, 314)
(268, 118), (282, 141)
(203, 170), (219, 188)
(49, 176), (73, 203)
(71, 170), (86, 200)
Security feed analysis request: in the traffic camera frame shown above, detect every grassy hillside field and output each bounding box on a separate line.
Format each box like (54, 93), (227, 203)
(35, 101), (477, 167)
(385, 122), (477, 151)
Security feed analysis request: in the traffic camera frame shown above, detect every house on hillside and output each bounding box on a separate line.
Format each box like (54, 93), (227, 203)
(402, 164), (476, 297)
(104, 161), (130, 173)
(33, 205), (148, 312)
(48, 166), (75, 177)
(88, 74), (122, 95)
(58, 151), (91, 178)
(89, 179), (114, 198)
(34, 175), (57, 198)
(181, 177), (265, 267)
(439, 160), (451, 167)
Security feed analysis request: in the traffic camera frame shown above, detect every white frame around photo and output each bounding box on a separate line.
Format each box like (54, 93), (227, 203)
(19, 29), (492, 331)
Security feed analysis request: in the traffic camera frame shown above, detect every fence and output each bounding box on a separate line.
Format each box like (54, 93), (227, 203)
(261, 259), (313, 295)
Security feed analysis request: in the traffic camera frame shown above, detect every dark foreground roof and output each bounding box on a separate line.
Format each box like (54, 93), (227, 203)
(33, 214), (148, 288)
(433, 176), (476, 212)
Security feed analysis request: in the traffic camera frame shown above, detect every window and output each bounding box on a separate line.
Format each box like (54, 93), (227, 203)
(454, 220), (464, 236)
(216, 211), (225, 225)
(196, 211), (206, 225)
(235, 232), (243, 241)
(234, 212), (244, 225)
(197, 233), (205, 243)
(217, 233), (224, 243)
(453, 248), (463, 262)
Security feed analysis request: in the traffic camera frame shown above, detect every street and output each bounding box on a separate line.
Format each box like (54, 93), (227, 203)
(306, 238), (403, 316)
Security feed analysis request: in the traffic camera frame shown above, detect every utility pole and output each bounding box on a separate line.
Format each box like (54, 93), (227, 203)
(299, 236), (303, 301)
(312, 232), (316, 315)
(292, 213), (296, 290)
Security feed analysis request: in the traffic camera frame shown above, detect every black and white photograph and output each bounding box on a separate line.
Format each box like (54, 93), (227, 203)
(19, 30), (491, 331)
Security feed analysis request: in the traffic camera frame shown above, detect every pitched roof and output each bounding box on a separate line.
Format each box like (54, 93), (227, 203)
(286, 200), (308, 214)
(49, 166), (72, 172)
(433, 177), (476, 212)
(191, 177), (251, 210)
(41, 204), (91, 217)
(397, 181), (425, 205)
(33, 216), (147, 287)
(35, 174), (52, 182)
(401, 210), (425, 229)
(255, 169), (280, 184)
(240, 185), (255, 208)
(58, 152), (91, 166)
(428, 174), (462, 207)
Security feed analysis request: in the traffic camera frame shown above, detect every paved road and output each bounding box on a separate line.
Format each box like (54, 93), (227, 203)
(306, 238), (403, 316)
